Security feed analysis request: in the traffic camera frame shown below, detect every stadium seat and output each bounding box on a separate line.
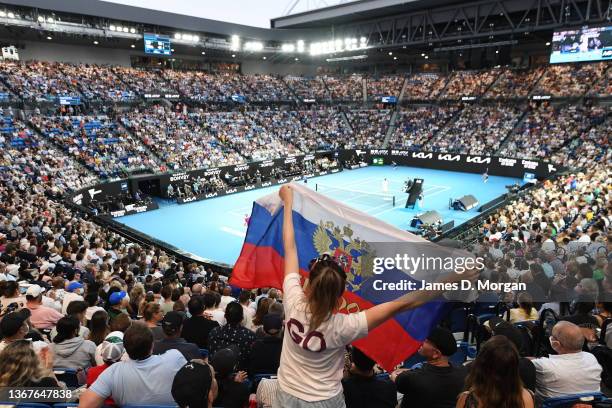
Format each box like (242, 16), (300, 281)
(53, 368), (80, 388)
(541, 392), (605, 408)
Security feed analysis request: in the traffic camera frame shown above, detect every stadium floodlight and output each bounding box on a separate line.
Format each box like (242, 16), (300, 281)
(263, 56), (266, 60)
(93, 40), (99, 45)
(231, 54), (236, 58)
(47, 17), (54, 23)
(131, 44), (135, 48)
(282, 43), (295, 52)
(174, 33), (181, 40)
(295, 57), (299, 61)
(393, 56), (397, 60)
(0, 11), (5, 17)
(421, 53), (425, 56)
(245, 41), (264, 52)
(201, 51), (205, 55)
(130, 28), (136, 34)
(297, 40), (304, 52)
(109, 25), (116, 31)
(7, 12), (14, 18)
(122, 27), (129, 33)
(388, 51), (392, 55)
(171, 48), (175, 52)
(231, 35), (240, 51)
(37, 16), (44, 22)
(425, 55), (429, 59)
(46, 36), (52, 40)
(116, 26), (123, 32)
(193, 35), (199, 42)
(546, 42), (551, 46)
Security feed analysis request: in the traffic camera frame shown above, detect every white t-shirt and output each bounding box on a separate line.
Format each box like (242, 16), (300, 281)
(277, 273), (368, 402)
(532, 352), (602, 399)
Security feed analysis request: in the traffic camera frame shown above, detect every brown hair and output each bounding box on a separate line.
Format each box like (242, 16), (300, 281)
(517, 292), (534, 316)
(0, 341), (49, 386)
(306, 255), (346, 330)
(142, 302), (161, 322)
(464, 336), (526, 408)
(253, 298), (272, 327)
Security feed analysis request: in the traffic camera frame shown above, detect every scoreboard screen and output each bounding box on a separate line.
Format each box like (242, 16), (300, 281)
(144, 33), (172, 56)
(550, 25), (612, 63)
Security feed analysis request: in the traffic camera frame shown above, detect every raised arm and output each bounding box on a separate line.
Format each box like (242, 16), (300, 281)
(279, 185), (299, 277)
(365, 268), (478, 331)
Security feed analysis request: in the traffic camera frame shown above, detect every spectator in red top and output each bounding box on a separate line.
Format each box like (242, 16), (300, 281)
(86, 340), (125, 407)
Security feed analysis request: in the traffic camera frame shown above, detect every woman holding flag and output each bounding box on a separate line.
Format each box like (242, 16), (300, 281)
(274, 185), (477, 408)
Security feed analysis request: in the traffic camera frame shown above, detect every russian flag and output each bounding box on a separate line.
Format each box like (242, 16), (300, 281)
(230, 183), (450, 371)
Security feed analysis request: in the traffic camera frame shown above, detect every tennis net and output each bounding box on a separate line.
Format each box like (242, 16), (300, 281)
(315, 183), (396, 207)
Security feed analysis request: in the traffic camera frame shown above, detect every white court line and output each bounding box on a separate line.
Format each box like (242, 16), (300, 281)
(221, 226), (246, 238)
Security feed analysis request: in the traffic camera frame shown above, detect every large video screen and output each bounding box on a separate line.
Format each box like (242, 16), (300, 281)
(144, 33), (172, 56)
(550, 25), (612, 63)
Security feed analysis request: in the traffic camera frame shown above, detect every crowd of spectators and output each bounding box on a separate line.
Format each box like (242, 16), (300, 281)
(112, 66), (176, 96)
(60, 64), (136, 102)
(428, 104), (524, 155)
(441, 70), (498, 99)
(121, 106), (245, 171)
(366, 75), (405, 101)
(389, 105), (460, 150)
(295, 109), (352, 151)
(532, 63), (609, 97)
(161, 70), (244, 103)
(402, 73), (449, 100)
(0, 61), (80, 101)
(241, 74), (294, 102)
(30, 115), (159, 179)
(322, 74), (363, 101)
(500, 103), (607, 161)
(485, 66), (546, 98)
(555, 108), (610, 168)
(345, 109), (392, 148)
(588, 66), (612, 97)
(283, 76), (330, 101)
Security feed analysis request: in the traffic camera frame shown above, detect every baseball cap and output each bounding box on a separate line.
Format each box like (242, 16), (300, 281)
(108, 291), (127, 306)
(263, 314), (282, 335)
(162, 311), (184, 332)
(211, 347), (238, 377)
(172, 362), (213, 408)
(426, 327), (457, 356)
(67, 282), (84, 292)
(99, 340), (125, 363)
(0, 309), (30, 337)
(26, 285), (45, 298)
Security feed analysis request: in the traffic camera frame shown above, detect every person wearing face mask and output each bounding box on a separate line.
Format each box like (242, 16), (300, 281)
(531, 321), (602, 401)
(0, 309), (30, 352)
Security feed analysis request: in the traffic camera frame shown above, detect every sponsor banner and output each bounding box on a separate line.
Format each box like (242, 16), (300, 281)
(110, 202), (158, 218)
(531, 95), (551, 100)
(368, 149), (560, 178)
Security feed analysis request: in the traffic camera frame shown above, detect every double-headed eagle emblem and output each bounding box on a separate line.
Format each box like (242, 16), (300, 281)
(312, 220), (376, 292)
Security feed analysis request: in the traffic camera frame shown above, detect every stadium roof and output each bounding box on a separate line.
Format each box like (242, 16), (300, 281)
(272, 0), (466, 28)
(1, 0), (320, 40)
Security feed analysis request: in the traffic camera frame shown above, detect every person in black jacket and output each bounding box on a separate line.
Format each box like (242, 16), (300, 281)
(249, 314), (283, 376)
(342, 347), (397, 408)
(153, 311), (201, 361)
(391, 327), (468, 408)
(182, 295), (219, 349)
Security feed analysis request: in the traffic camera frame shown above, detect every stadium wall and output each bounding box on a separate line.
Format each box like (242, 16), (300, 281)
(241, 59), (318, 76)
(15, 40), (133, 66)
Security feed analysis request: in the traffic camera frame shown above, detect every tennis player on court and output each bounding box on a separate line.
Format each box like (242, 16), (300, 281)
(274, 185), (477, 408)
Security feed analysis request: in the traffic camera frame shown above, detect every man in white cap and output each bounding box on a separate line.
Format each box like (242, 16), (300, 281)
(25, 285), (63, 330)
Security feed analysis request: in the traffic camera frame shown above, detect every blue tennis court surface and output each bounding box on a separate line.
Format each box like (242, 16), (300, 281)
(118, 166), (519, 265)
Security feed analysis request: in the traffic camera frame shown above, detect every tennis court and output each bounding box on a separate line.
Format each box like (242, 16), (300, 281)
(118, 165), (519, 265)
